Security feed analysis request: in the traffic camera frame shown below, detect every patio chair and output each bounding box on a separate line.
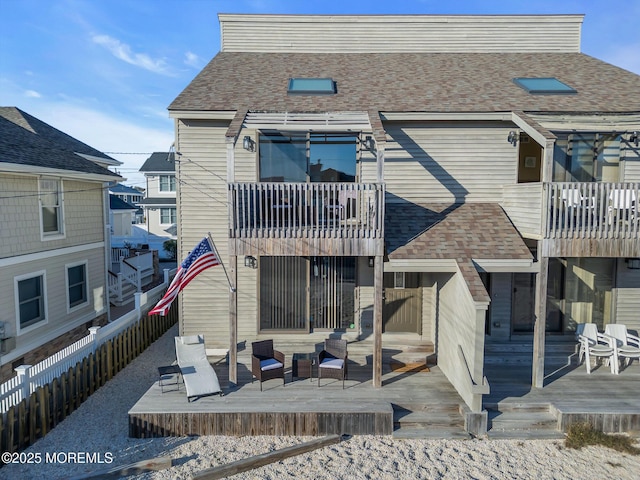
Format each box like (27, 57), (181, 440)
(604, 324), (640, 373)
(175, 335), (222, 401)
(576, 323), (616, 374)
(251, 339), (285, 391)
(317, 338), (348, 388)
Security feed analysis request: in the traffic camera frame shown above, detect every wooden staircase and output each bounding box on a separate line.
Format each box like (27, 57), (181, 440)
(392, 402), (470, 439)
(486, 402), (563, 439)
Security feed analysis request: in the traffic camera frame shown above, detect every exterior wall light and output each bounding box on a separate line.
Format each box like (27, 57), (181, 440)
(244, 255), (257, 268)
(368, 256), (375, 268)
(507, 131), (519, 146)
(630, 131), (639, 147)
(362, 135), (374, 151)
(242, 136), (255, 152)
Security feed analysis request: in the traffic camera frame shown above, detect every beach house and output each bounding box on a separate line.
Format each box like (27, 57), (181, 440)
(167, 14), (640, 416)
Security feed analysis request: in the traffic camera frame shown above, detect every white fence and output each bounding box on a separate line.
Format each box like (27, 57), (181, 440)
(0, 269), (176, 413)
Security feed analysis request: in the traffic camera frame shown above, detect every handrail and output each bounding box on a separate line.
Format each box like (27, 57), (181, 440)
(121, 258), (141, 291)
(457, 345), (490, 395)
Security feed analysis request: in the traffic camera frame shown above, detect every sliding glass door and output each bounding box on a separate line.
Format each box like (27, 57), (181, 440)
(259, 256), (356, 332)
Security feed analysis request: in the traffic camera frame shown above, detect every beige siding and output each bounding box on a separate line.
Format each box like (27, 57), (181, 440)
(502, 183), (543, 239)
(622, 139), (640, 182)
(615, 259), (640, 332)
(177, 119), (234, 346)
(0, 175), (104, 258)
(0, 247), (105, 364)
(220, 14), (583, 53)
(378, 122), (517, 204)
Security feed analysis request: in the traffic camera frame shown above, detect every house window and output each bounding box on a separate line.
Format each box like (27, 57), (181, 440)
(552, 133), (621, 182)
(513, 77), (577, 94)
(160, 207), (176, 224)
(259, 133), (357, 182)
(67, 262), (88, 310)
(39, 178), (64, 236)
(288, 78), (336, 95)
(159, 175), (176, 192)
(15, 272), (47, 332)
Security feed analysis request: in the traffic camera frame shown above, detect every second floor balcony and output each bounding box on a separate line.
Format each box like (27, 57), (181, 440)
(228, 182), (384, 256)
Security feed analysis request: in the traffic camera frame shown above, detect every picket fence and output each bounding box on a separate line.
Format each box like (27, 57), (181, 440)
(0, 270), (177, 453)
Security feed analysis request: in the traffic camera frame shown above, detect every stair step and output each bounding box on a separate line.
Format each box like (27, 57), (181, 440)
(487, 429), (565, 440)
(490, 412), (558, 432)
(393, 426), (471, 440)
(486, 402), (551, 413)
(392, 402), (460, 413)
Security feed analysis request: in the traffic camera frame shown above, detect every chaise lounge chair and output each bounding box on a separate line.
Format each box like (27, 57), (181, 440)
(175, 335), (222, 401)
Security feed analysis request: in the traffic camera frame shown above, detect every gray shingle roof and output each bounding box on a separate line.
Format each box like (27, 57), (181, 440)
(109, 195), (137, 210)
(139, 152), (176, 172)
(0, 107), (121, 178)
(170, 52), (640, 113)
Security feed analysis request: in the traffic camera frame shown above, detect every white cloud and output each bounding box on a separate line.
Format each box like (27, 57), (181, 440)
(92, 34), (173, 76)
(184, 51), (203, 69)
(25, 90), (42, 98)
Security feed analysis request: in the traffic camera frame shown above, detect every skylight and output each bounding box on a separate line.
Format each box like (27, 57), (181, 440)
(513, 77), (577, 94)
(288, 78), (336, 95)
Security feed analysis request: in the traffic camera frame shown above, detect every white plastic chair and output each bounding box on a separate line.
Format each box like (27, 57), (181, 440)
(604, 324), (640, 373)
(576, 323), (616, 374)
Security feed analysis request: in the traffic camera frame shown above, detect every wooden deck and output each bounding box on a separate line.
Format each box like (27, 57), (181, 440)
(129, 341), (640, 438)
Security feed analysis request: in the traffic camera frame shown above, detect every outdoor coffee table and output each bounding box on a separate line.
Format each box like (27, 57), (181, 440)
(158, 364), (182, 393)
(292, 352), (315, 381)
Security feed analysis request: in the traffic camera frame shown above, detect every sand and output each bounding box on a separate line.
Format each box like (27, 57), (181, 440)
(2, 324), (638, 480)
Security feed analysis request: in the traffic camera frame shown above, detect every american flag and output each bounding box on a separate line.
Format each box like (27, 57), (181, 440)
(149, 237), (220, 316)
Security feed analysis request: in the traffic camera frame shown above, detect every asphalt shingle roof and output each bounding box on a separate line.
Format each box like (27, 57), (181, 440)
(109, 195), (137, 210)
(139, 152), (175, 172)
(170, 52), (640, 113)
(0, 107), (121, 178)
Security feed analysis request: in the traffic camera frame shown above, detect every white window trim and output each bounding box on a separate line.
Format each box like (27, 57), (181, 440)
(158, 174), (176, 194)
(14, 270), (49, 336)
(65, 260), (90, 313)
(38, 177), (66, 241)
(159, 207), (177, 225)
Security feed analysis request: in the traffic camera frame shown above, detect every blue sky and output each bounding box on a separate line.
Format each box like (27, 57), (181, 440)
(1, 0), (639, 188)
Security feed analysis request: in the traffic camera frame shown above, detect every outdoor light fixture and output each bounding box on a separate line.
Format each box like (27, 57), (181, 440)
(362, 135), (374, 151)
(626, 258), (640, 270)
(630, 131), (639, 147)
(242, 135), (255, 152)
(368, 257), (375, 268)
(507, 131), (518, 146)
(244, 255), (257, 269)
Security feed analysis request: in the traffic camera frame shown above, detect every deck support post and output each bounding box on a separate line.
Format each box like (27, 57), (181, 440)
(532, 253), (548, 388)
(373, 254), (383, 388)
(229, 255), (238, 386)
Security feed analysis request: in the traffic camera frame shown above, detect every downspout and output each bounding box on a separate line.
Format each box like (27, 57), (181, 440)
(103, 181), (112, 323)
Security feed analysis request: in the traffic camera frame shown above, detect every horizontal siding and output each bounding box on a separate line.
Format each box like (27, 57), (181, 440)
(0, 247), (105, 350)
(0, 176), (105, 258)
(380, 122), (517, 204)
(501, 183), (543, 239)
(220, 15), (582, 53)
(615, 260), (640, 332)
(177, 119), (237, 346)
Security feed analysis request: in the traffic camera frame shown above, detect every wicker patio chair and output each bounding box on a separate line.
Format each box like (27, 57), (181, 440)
(317, 338), (348, 388)
(251, 339), (285, 391)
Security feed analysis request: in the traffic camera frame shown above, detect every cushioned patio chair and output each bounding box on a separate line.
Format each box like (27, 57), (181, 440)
(576, 323), (615, 374)
(317, 338), (348, 388)
(175, 335), (222, 401)
(605, 324), (640, 373)
(251, 339), (285, 391)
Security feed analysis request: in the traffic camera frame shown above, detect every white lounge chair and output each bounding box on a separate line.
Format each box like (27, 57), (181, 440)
(175, 335), (222, 401)
(576, 323), (616, 374)
(605, 324), (640, 373)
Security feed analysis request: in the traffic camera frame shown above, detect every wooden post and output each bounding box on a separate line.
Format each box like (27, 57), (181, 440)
(373, 254), (383, 388)
(532, 254), (549, 388)
(229, 255), (238, 386)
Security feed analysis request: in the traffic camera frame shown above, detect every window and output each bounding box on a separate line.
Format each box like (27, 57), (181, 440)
(513, 77), (577, 94)
(552, 133), (621, 182)
(159, 175), (176, 192)
(67, 262), (88, 310)
(39, 178), (64, 237)
(160, 207), (176, 224)
(259, 133), (357, 182)
(15, 272), (47, 332)
(288, 78), (336, 95)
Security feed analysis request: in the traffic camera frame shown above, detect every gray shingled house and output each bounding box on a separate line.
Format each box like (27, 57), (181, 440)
(167, 14), (640, 417)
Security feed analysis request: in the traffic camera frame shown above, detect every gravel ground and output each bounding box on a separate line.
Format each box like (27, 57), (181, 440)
(2, 324), (639, 480)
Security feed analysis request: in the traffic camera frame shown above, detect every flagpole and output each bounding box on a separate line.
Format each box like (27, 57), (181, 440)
(207, 232), (235, 292)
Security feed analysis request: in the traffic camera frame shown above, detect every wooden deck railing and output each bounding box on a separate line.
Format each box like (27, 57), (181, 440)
(229, 182), (384, 239)
(545, 182), (639, 239)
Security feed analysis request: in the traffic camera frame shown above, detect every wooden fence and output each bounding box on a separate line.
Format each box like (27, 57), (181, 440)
(0, 305), (178, 454)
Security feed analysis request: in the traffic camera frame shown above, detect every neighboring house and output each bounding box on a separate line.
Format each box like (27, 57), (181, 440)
(168, 14), (640, 415)
(109, 194), (137, 238)
(138, 152), (177, 239)
(109, 183), (144, 223)
(0, 107), (122, 381)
